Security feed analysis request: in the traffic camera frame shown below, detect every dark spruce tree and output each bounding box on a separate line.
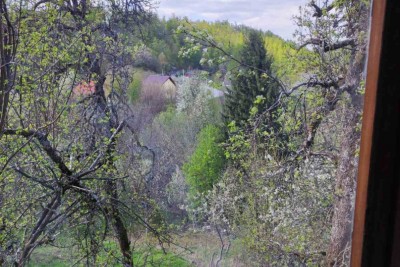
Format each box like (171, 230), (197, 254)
(224, 30), (279, 126)
(224, 30), (290, 159)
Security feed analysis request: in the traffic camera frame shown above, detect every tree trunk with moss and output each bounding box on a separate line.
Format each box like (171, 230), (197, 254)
(327, 111), (360, 266)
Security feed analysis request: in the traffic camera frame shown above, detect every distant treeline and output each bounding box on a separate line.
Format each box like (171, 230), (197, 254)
(132, 15), (307, 82)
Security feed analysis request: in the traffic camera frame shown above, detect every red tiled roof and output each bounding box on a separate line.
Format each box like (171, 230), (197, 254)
(73, 80), (95, 96)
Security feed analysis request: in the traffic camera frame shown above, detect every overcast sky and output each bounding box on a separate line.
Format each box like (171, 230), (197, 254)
(156, 0), (309, 40)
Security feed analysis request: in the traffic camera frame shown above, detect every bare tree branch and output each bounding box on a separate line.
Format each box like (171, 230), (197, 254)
(310, 1), (335, 17)
(3, 129), (72, 175)
(298, 38), (355, 52)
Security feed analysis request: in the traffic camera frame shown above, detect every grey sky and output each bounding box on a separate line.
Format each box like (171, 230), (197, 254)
(156, 0), (309, 40)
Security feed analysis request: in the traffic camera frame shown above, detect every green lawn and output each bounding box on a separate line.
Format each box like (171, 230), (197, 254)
(133, 248), (191, 267)
(27, 242), (192, 267)
(27, 246), (72, 267)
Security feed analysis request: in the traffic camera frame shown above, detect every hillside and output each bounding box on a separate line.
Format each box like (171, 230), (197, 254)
(135, 16), (307, 85)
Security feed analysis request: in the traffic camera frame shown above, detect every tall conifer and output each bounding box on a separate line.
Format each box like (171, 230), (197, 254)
(224, 30), (279, 125)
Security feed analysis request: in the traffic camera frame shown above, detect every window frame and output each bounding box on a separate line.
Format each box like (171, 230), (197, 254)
(351, 0), (400, 265)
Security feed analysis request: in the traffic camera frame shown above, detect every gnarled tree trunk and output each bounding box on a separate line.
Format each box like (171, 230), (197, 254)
(327, 3), (369, 263)
(327, 111), (360, 266)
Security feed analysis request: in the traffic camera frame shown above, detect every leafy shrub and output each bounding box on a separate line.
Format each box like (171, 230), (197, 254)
(133, 45), (161, 72)
(140, 83), (169, 115)
(128, 71), (143, 102)
(176, 76), (222, 129)
(183, 125), (225, 196)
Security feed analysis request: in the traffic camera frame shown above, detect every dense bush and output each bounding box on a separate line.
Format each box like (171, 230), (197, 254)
(183, 125), (225, 196)
(133, 45), (161, 72)
(136, 75), (223, 218)
(128, 70), (143, 102)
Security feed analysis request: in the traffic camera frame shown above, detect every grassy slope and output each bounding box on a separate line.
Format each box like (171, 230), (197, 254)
(28, 245), (190, 267)
(27, 231), (252, 267)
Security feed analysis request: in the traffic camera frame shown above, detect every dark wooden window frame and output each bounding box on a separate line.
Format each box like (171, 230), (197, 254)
(351, 0), (400, 266)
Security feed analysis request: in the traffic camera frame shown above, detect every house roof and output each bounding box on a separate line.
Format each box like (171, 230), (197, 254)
(208, 88), (224, 98)
(143, 75), (176, 86)
(73, 80), (95, 96)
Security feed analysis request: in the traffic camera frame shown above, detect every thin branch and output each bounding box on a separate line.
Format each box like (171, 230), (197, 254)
(12, 165), (55, 190)
(3, 129), (72, 175)
(298, 38), (355, 52)
(215, 226), (225, 267)
(74, 120), (126, 179)
(310, 1), (335, 17)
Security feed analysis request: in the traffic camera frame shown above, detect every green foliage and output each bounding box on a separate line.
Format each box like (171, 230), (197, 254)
(27, 245), (71, 267)
(137, 75), (224, 219)
(139, 16), (307, 80)
(224, 30), (279, 125)
(264, 37), (309, 83)
(183, 125), (225, 196)
(128, 69), (145, 102)
(133, 248), (191, 267)
(176, 76), (222, 127)
(0, 2), (166, 265)
(27, 243), (191, 267)
(204, 154), (335, 265)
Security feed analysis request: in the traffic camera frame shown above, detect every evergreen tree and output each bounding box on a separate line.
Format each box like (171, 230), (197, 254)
(224, 30), (279, 125)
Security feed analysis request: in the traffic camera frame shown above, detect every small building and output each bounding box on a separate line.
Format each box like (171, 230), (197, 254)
(208, 87), (224, 99)
(142, 75), (177, 100)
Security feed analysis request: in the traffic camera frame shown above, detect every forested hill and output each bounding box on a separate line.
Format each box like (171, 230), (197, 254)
(133, 16), (307, 83)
